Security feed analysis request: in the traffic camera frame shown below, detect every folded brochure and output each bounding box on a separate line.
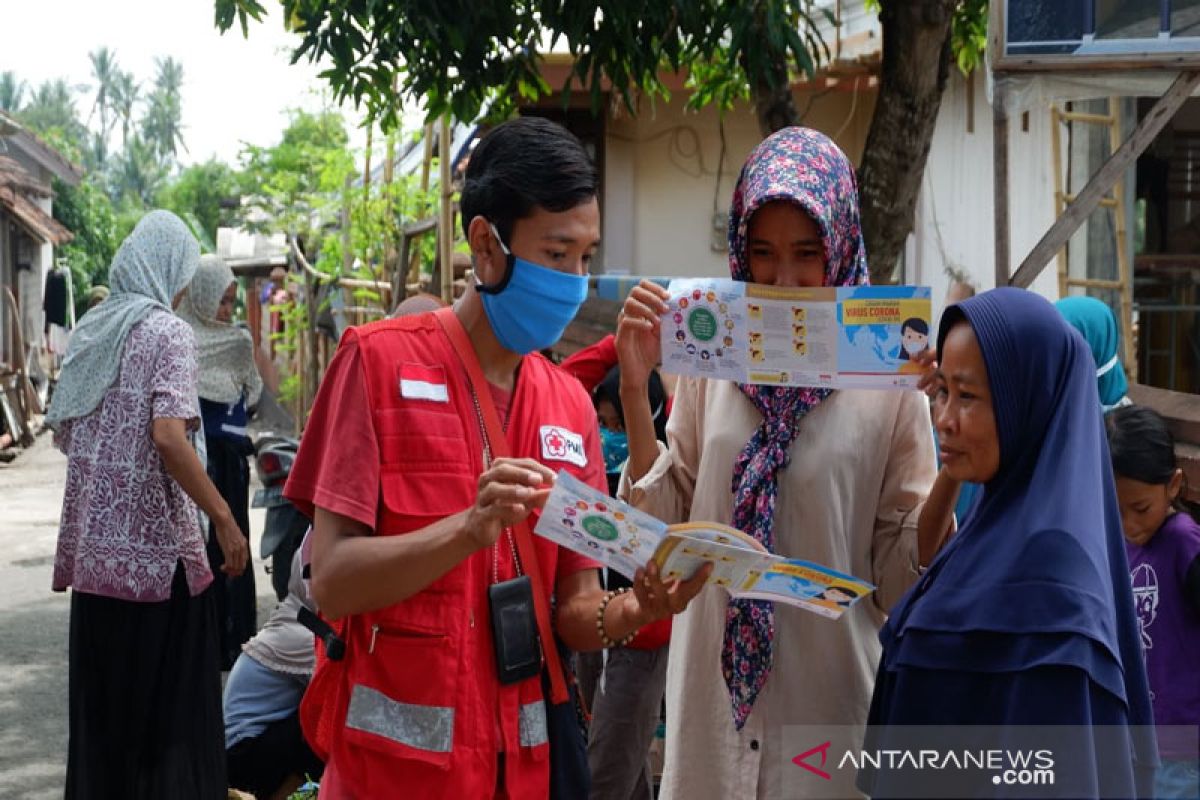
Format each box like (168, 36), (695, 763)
(534, 471), (875, 620)
(660, 278), (933, 390)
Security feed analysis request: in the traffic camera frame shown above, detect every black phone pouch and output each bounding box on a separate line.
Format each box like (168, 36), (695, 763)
(488, 575), (542, 685)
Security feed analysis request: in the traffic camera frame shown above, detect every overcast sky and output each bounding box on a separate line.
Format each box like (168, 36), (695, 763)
(2, 0), (381, 167)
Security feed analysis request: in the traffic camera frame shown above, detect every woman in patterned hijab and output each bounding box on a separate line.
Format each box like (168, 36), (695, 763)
(615, 128), (937, 799)
(178, 254), (262, 409)
(178, 254), (264, 669)
(720, 127), (869, 726)
(50, 210), (247, 797)
(47, 210), (199, 427)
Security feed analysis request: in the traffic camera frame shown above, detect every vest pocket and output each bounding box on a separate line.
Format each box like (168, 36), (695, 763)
(380, 469), (476, 521)
(378, 471), (474, 597)
(376, 405), (472, 472)
(343, 625), (460, 769)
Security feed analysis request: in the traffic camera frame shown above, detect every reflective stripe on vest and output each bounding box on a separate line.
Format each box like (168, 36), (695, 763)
(345, 684), (455, 753)
(518, 699), (548, 748)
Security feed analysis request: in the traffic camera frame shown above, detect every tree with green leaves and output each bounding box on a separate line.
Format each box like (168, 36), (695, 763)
(110, 70), (140, 149)
(237, 108), (353, 242)
(0, 71), (26, 112)
(142, 89), (186, 162)
(154, 57), (185, 98)
(18, 79), (90, 159)
(86, 47), (121, 165)
(155, 159), (242, 247)
(6, 57), (247, 306)
(108, 134), (168, 205)
(142, 57), (187, 162)
(53, 176), (119, 313)
(217, 0), (989, 282)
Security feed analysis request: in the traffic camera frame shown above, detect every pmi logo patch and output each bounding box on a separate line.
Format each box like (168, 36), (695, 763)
(539, 426), (587, 468)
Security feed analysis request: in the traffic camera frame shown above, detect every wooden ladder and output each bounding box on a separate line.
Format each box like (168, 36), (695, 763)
(1050, 98), (1137, 381)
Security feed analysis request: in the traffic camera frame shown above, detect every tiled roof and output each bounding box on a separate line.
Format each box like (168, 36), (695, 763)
(0, 147), (74, 245)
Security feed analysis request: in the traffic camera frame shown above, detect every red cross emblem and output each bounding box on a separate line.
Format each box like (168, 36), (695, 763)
(544, 430), (567, 457)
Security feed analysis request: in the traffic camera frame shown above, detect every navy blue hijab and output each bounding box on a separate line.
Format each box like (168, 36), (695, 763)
(880, 288), (1154, 751)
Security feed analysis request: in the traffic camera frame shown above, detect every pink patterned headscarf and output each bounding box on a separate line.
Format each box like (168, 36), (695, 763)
(723, 127), (869, 729)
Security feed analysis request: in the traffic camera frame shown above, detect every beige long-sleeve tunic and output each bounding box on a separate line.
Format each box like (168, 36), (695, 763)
(622, 377), (936, 800)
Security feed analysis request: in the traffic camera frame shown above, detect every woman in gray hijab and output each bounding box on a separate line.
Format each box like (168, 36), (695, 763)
(48, 210), (248, 799)
(179, 254), (263, 669)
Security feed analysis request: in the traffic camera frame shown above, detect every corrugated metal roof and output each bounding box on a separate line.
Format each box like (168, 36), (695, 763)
(361, 119), (482, 187)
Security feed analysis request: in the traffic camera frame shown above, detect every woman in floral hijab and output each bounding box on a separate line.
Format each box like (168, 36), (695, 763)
(615, 128), (937, 799)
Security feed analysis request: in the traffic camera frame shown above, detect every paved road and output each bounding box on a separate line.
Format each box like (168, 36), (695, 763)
(0, 433), (276, 798)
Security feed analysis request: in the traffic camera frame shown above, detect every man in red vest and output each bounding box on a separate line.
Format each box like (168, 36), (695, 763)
(285, 116), (709, 798)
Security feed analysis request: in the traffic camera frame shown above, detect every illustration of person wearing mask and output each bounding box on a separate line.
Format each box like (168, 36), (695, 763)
(897, 317), (930, 374)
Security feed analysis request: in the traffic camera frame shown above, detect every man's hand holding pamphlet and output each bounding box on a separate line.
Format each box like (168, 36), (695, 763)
(535, 471), (876, 620)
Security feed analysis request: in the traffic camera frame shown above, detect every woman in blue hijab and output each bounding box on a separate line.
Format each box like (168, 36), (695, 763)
(860, 288), (1156, 798)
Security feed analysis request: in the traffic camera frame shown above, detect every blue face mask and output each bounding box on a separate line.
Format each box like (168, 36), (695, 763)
(478, 224), (589, 355)
(599, 426), (629, 475)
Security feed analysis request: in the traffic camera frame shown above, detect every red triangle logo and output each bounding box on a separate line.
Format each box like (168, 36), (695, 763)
(792, 741), (833, 780)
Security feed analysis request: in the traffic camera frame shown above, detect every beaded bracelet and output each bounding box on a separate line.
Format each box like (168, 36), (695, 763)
(596, 588), (637, 648)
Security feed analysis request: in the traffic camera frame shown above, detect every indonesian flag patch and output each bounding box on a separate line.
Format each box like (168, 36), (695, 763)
(539, 425), (588, 468)
(399, 363), (449, 403)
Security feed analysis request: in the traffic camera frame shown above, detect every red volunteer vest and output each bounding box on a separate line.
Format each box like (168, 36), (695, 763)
(301, 313), (603, 799)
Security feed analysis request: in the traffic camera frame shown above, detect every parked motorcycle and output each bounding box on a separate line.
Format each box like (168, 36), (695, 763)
(251, 433), (310, 601)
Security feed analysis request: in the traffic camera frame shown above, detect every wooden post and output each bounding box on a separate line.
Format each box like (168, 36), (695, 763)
(341, 175), (353, 272)
(397, 229), (412, 302)
(362, 124), (373, 210)
(341, 174), (354, 321)
(1050, 104), (1067, 297)
(383, 126), (397, 301)
(400, 217), (438, 300)
(439, 116), (454, 304)
(420, 122), (434, 192)
(1107, 97), (1136, 381)
(1010, 70), (1200, 289)
(303, 265), (319, 422)
(993, 76), (1010, 288)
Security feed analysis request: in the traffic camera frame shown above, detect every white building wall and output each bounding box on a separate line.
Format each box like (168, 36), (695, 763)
(911, 69), (1060, 330)
(602, 87), (876, 278)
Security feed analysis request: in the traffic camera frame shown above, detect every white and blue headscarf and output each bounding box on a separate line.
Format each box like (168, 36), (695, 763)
(46, 210), (199, 427)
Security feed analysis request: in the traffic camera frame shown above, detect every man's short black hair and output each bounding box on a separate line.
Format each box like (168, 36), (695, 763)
(459, 116), (598, 245)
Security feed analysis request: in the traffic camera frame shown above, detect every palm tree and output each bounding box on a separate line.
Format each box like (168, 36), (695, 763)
(0, 71), (26, 112)
(17, 80), (89, 163)
(87, 48), (121, 166)
(154, 57), (184, 97)
(141, 57), (187, 163)
(87, 48), (119, 134)
(21, 80), (85, 137)
(110, 134), (167, 204)
(110, 70), (139, 148)
(142, 88), (187, 162)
